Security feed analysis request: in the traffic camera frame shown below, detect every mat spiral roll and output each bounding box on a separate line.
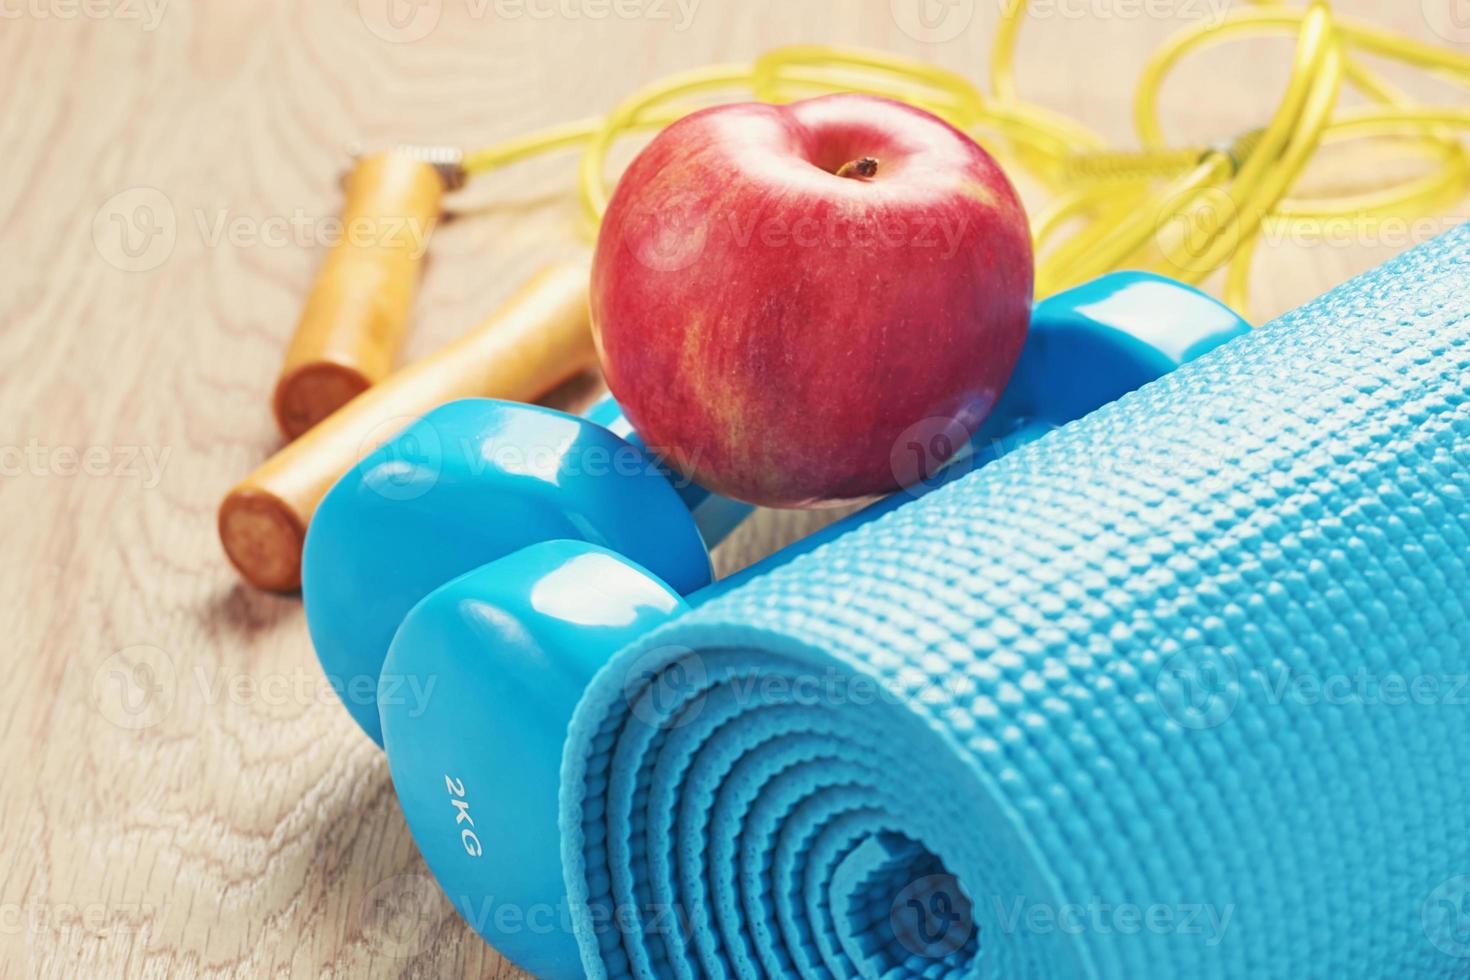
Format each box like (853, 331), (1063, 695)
(559, 226), (1470, 979)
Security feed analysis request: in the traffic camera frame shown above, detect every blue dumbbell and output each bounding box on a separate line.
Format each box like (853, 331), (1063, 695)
(362, 273), (1251, 978)
(302, 394), (753, 744)
(306, 269), (1243, 746)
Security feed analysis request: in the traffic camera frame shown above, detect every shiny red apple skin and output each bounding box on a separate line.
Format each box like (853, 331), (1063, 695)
(591, 93), (1034, 508)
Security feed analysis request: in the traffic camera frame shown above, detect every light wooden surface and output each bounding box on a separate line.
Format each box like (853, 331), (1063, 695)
(0, 2), (1461, 977)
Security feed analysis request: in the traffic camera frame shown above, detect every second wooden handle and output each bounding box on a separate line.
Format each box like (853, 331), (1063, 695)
(273, 152), (447, 440)
(222, 261), (594, 592)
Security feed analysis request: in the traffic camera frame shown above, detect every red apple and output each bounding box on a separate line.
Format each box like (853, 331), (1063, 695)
(591, 93), (1033, 507)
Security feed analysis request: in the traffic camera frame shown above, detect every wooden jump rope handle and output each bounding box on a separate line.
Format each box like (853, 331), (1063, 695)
(221, 261), (594, 592)
(272, 153), (447, 440)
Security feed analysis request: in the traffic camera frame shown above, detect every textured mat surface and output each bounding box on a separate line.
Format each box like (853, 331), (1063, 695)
(559, 226), (1470, 979)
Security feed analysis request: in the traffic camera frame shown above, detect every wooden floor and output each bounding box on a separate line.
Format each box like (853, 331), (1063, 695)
(0, 2), (1461, 977)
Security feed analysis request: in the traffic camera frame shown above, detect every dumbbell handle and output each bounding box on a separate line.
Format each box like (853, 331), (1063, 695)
(583, 394), (1037, 567)
(584, 396), (756, 551)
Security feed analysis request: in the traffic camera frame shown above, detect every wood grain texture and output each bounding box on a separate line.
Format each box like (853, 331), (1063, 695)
(0, 2), (1461, 977)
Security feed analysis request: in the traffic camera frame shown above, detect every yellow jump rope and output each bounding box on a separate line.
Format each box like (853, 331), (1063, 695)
(456, 0), (1470, 321)
(224, 0), (1470, 590)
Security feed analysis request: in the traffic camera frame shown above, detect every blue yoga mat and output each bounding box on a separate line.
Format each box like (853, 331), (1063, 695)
(558, 226), (1470, 979)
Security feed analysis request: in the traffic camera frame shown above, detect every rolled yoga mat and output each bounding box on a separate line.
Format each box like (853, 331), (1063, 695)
(558, 225), (1470, 979)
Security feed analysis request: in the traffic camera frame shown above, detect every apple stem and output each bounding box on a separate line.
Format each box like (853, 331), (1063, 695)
(835, 156), (879, 180)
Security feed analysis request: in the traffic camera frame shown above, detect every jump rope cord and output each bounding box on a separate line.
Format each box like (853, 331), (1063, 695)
(456, 0), (1470, 321)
